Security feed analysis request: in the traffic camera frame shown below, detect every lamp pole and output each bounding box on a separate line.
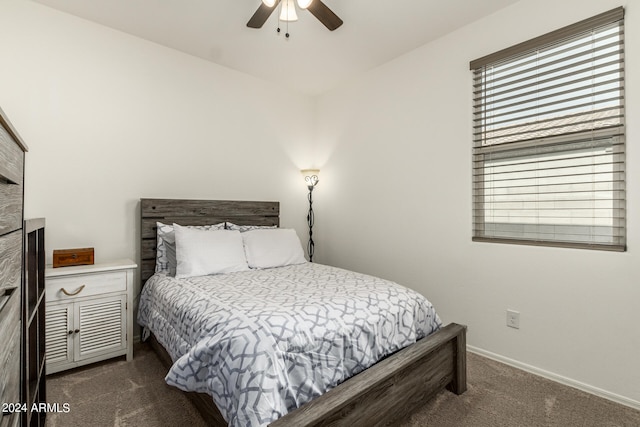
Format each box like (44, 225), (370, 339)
(306, 183), (315, 262)
(301, 169), (319, 262)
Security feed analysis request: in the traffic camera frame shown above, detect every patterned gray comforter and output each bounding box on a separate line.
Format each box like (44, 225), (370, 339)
(137, 262), (441, 427)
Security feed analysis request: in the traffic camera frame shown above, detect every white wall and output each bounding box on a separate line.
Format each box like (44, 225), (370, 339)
(0, 0), (315, 302)
(315, 0), (640, 408)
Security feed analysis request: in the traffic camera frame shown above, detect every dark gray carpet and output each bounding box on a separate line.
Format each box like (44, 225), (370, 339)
(46, 344), (640, 426)
(404, 353), (640, 427)
(46, 344), (207, 427)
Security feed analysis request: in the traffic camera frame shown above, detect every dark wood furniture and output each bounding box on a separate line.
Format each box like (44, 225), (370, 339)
(52, 247), (94, 268)
(23, 218), (46, 427)
(0, 107), (28, 427)
(140, 198), (467, 427)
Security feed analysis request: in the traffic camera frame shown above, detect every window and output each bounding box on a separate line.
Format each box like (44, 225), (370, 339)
(470, 7), (625, 251)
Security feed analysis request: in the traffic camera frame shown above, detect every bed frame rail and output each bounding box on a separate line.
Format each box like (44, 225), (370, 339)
(270, 323), (466, 426)
(149, 324), (466, 427)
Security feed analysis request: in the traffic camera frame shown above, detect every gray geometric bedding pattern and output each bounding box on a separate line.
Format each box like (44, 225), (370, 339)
(137, 262), (441, 427)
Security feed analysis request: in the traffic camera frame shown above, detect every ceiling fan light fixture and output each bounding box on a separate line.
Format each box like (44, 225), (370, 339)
(296, 0), (313, 9)
(279, 0), (298, 22)
(247, 0), (342, 33)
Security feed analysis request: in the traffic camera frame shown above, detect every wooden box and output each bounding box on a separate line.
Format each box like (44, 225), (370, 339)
(53, 248), (94, 268)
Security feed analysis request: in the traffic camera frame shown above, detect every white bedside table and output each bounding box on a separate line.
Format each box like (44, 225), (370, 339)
(44, 259), (137, 374)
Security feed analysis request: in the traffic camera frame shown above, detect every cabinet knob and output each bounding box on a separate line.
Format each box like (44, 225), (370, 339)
(74, 329), (80, 334)
(68, 330), (73, 335)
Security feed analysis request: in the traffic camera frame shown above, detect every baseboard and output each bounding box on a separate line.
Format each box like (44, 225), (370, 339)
(467, 345), (640, 411)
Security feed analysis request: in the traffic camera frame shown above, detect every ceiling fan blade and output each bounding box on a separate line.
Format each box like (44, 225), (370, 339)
(307, 0), (343, 31)
(247, 0), (281, 29)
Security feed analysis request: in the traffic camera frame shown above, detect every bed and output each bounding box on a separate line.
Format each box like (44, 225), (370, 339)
(138, 198), (467, 427)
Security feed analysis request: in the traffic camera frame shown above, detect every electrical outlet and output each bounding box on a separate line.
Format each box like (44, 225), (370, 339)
(506, 310), (520, 329)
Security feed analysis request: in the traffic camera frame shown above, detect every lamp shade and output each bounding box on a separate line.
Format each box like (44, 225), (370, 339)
(296, 0), (313, 9)
(262, 0), (277, 7)
(301, 169), (320, 187)
(280, 0), (298, 21)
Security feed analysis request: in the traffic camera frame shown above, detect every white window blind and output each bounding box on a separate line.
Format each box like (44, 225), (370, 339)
(470, 7), (625, 251)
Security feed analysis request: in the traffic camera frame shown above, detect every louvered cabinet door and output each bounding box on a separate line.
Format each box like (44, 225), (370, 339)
(76, 295), (126, 360)
(45, 303), (73, 369)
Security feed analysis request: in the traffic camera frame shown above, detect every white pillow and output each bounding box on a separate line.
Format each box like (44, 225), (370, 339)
(174, 224), (249, 278)
(155, 222), (225, 275)
(242, 228), (307, 269)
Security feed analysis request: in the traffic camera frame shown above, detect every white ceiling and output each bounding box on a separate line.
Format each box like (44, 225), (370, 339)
(32, 0), (520, 95)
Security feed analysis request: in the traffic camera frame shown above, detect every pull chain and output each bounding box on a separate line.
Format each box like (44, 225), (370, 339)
(276, 1), (291, 39)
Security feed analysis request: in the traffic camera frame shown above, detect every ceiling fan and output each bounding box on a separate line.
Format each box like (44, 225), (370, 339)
(247, 0), (343, 32)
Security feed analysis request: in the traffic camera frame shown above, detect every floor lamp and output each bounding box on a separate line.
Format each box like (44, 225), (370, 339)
(301, 169), (319, 262)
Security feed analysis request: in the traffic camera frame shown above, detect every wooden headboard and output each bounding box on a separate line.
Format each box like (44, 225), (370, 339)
(140, 199), (279, 284)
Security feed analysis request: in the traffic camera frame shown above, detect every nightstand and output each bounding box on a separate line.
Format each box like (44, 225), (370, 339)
(44, 260), (136, 374)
